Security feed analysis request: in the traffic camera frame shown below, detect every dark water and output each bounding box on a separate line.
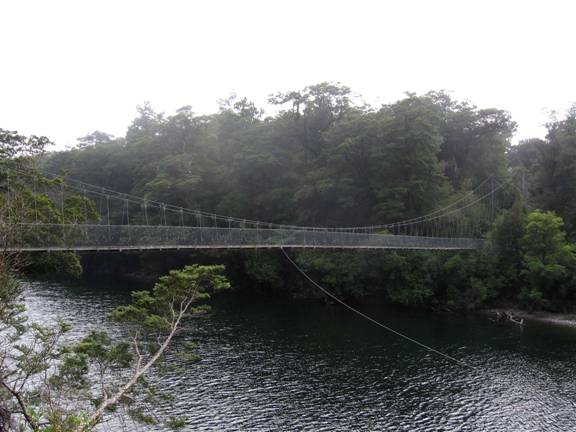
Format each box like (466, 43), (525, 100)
(23, 280), (576, 431)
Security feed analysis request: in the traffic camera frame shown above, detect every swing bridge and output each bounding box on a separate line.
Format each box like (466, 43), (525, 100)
(2, 170), (517, 252)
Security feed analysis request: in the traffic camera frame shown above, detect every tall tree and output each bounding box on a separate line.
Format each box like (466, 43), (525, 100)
(533, 107), (576, 235)
(374, 93), (450, 220)
(520, 210), (576, 307)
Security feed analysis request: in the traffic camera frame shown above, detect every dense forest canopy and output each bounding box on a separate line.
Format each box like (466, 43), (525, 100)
(42, 85), (518, 228)
(32, 84), (576, 311)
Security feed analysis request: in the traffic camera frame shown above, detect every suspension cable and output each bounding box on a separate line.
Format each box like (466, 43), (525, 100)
(83, 188), (88, 223)
(12, 166), (510, 235)
(281, 247), (477, 370)
(33, 175), (38, 223)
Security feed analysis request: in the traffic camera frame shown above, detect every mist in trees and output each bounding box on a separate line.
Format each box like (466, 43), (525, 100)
(43, 85), (517, 228)
(38, 84), (576, 311)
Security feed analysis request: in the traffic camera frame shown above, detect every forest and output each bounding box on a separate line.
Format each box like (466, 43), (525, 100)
(33, 83), (576, 312)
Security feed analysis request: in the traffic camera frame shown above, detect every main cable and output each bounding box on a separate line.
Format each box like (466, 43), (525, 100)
(18, 166), (501, 234)
(280, 247), (477, 370)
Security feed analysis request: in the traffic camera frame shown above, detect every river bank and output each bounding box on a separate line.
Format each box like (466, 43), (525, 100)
(481, 308), (576, 328)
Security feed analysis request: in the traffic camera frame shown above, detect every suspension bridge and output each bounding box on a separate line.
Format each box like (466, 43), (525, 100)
(1, 168), (517, 252)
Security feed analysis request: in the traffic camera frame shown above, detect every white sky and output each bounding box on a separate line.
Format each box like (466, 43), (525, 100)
(1, 0), (575, 149)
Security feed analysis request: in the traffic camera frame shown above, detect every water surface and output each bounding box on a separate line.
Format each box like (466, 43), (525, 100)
(23, 280), (576, 431)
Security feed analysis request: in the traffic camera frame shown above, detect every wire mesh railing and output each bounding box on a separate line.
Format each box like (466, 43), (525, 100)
(7, 224), (484, 251)
(0, 166), (528, 251)
(3, 167), (523, 237)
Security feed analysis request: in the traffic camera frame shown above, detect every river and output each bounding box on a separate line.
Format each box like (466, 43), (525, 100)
(22, 279), (576, 431)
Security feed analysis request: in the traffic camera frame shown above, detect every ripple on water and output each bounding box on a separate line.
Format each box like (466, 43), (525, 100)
(20, 281), (576, 431)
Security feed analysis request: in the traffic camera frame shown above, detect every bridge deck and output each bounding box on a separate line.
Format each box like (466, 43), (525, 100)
(8, 224), (484, 252)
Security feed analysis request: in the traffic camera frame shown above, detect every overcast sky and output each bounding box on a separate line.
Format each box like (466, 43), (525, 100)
(1, 0), (574, 149)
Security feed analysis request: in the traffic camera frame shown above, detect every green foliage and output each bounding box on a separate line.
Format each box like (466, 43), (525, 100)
(110, 264), (230, 334)
(63, 195), (100, 224)
(531, 107), (576, 235)
(0, 267), (26, 329)
(5, 89), (576, 429)
(520, 210), (576, 307)
(442, 253), (499, 310)
(0, 128), (51, 160)
(74, 331), (132, 368)
(36, 86), (532, 311)
(0, 131), (238, 430)
(244, 252), (284, 291)
(25, 251), (83, 279)
(383, 252), (436, 307)
(0, 264), (230, 431)
(40, 410), (92, 432)
(377, 94), (451, 219)
(128, 408), (158, 426)
(483, 201), (527, 299)
(489, 201), (527, 267)
(0, 129), (95, 279)
(291, 250), (437, 307)
(42, 86), (516, 229)
(21, 87), (576, 313)
(294, 250), (374, 298)
(518, 286), (545, 307)
(166, 416), (187, 430)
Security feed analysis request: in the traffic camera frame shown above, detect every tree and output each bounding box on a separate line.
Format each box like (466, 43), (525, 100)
(442, 253), (492, 310)
(75, 131), (114, 149)
(431, 92), (516, 188)
(520, 210), (576, 307)
(508, 138), (545, 172)
(383, 251), (437, 307)
(1, 128), (232, 430)
(0, 264), (230, 431)
(126, 102), (165, 145)
(36, 86), (576, 311)
(321, 112), (383, 226)
(85, 264), (230, 429)
(292, 250), (438, 307)
(0, 129), (51, 160)
(269, 82), (352, 162)
(532, 107), (576, 236)
(485, 200), (527, 298)
(374, 94), (450, 220)
(0, 129), (85, 279)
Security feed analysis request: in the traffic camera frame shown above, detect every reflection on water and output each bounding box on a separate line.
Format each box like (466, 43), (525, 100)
(23, 280), (576, 431)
